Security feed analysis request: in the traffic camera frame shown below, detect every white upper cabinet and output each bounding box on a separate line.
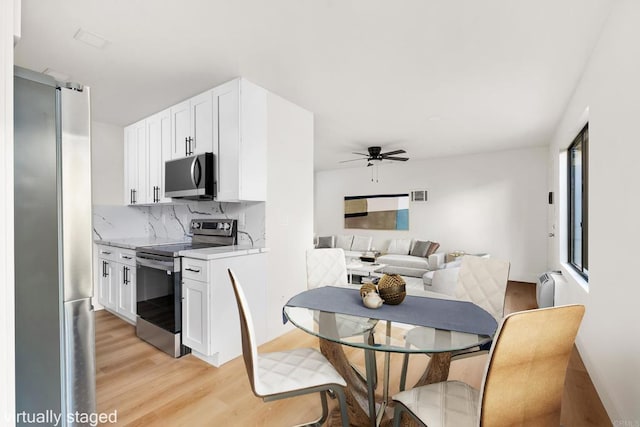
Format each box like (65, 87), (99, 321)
(124, 119), (146, 205)
(170, 91), (214, 159)
(125, 78), (269, 204)
(146, 109), (172, 203)
(170, 100), (190, 159)
(213, 79), (266, 202)
(190, 91), (214, 155)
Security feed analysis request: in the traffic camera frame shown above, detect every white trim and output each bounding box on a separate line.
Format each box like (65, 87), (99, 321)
(1, 0), (16, 425)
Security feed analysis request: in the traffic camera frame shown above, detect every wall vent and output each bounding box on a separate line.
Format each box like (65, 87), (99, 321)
(411, 190), (428, 202)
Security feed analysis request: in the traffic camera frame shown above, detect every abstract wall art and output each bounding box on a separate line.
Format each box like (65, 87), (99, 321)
(344, 193), (409, 230)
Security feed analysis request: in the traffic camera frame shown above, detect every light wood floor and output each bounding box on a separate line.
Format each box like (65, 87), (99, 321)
(96, 282), (611, 426)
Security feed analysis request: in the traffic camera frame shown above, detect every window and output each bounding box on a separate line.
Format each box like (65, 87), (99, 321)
(568, 124), (588, 279)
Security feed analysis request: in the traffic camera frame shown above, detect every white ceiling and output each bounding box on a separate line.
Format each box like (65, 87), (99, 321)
(14, 0), (613, 171)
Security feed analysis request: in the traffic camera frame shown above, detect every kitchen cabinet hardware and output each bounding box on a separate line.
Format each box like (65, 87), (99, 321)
(185, 267), (201, 273)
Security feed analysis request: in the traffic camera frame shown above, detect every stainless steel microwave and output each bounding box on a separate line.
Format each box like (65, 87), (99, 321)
(165, 153), (214, 199)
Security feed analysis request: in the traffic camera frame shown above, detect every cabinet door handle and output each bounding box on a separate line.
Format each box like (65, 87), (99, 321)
(104, 261), (109, 277)
(122, 255), (132, 260)
(185, 267), (201, 273)
(188, 137), (194, 155)
(133, 189), (137, 204)
(102, 261), (105, 277)
(101, 250), (112, 255)
(185, 137), (189, 156)
(123, 266), (129, 284)
(130, 189), (133, 204)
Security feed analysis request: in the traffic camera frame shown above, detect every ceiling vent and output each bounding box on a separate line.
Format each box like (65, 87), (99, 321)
(73, 28), (109, 49)
(411, 190), (428, 202)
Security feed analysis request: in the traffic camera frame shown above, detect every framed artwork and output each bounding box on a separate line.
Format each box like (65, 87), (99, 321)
(344, 193), (409, 230)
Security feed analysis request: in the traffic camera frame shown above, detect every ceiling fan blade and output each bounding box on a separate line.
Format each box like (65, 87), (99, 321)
(381, 149), (406, 157)
(384, 156), (409, 161)
(352, 152), (369, 156)
(339, 158), (367, 163)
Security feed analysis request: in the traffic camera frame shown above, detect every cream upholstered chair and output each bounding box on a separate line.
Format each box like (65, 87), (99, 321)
(392, 304), (585, 427)
(306, 248), (349, 288)
(305, 248), (379, 385)
(227, 269), (349, 426)
(400, 256), (510, 391)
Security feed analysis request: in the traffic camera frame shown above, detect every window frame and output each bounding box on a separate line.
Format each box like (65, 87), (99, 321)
(567, 123), (589, 280)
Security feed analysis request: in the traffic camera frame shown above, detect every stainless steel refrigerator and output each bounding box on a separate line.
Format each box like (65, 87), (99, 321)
(14, 67), (96, 426)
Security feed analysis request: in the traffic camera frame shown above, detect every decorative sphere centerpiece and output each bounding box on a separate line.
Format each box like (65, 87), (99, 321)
(377, 274), (406, 305)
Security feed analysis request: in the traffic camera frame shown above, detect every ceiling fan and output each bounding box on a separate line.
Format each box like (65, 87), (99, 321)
(340, 146), (409, 166)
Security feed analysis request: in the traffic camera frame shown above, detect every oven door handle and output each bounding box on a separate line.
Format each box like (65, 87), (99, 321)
(136, 255), (175, 272)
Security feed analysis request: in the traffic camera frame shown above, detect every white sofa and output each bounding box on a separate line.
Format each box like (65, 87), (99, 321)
(315, 235), (444, 278)
(376, 238), (443, 278)
(315, 234), (374, 262)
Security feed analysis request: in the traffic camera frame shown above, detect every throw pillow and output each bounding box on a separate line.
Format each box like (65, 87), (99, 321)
(410, 240), (432, 257)
(426, 242), (440, 256)
(351, 235), (373, 252)
(316, 236), (335, 249)
(336, 235), (354, 251)
(387, 238), (411, 255)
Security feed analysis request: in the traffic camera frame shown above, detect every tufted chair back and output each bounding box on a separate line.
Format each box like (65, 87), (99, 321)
(454, 256), (510, 322)
(306, 248), (348, 289)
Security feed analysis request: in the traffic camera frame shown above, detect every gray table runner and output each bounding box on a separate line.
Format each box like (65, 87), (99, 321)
(284, 286), (497, 336)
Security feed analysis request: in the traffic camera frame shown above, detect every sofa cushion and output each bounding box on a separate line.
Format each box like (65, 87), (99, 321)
(410, 240), (432, 257)
(316, 235), (335, 248)
(387, 238), (412, 255)
(377, 254), (430, 270)
(351, 235), (373, 252)
(336, 235), (354, 251)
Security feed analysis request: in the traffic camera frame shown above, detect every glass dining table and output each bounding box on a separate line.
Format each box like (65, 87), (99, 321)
(283, 288), (495, 427)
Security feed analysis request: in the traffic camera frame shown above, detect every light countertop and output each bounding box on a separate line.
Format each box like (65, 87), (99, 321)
(179, 245), (269, 260)
(94, 237), (190, 250)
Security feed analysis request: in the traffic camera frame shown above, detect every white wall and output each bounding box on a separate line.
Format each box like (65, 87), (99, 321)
(549, 1), (640, 423)
(265, 92), (314, 341)
(315, 146), (548, 282)
(1, 0), (16, 424)
(91, 121), (123, 205)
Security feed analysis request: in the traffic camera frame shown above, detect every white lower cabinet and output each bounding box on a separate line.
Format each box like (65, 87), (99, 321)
(182, 252), (267, 367)
(182, 278), (209, 354)
(96, 245), (137, 324)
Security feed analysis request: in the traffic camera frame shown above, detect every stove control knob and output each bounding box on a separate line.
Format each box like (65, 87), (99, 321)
(193, 222), (201, 229)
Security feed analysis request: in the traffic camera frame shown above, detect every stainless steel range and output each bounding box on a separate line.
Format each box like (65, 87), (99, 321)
(135, 218), (237, 357)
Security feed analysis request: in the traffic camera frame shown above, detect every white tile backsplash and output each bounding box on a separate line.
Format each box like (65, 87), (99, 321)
(93, 200), (265, 247)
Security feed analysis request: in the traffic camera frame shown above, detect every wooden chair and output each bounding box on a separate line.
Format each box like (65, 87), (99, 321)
(227, 269), (349, 426)
(392, 304), (585, 427)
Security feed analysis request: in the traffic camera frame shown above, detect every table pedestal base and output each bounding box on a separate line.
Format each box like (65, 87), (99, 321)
(320, 338), (452, 427)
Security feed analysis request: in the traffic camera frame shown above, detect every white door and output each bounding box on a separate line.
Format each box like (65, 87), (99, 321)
(213, 80), (240, 201)
(102, 261), (120, 311)
(182, 278), (209, 354)
(190, 90), (214, 155)
(134, 121), (147, 204)
(171, 101), (191, 159)
(98, 258), (115, 310)
(125, 267), (137, 322)
(117, 264), (130, 317)
(146, 109), (171, 203)
(123, 125), (138, 205)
